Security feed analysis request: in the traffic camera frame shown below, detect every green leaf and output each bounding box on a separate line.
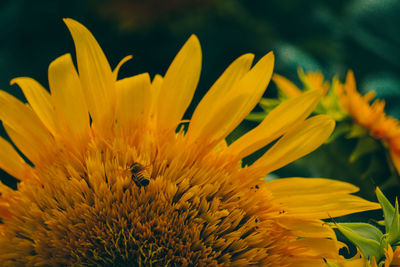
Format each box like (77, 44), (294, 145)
(322, 78), (349, 121)
(346, 124), (367, 138)
(245, 112), (266, 122)
(379, 235), (389, 253)
(376, 187), (395, 233)
(325, 122), (351, 143)
(349, 137), (380, 163)
(370, 219), (385, 227)
(336, 223), (383, 242)
(259, 98), (281, 112)
(335, 223), (383, 261)
(388, 198), (400, 244)
(297, 68), (317, 91)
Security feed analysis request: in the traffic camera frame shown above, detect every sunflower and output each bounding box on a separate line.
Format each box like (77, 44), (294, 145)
(273, 70), (329, 98)
(336, 70), (400, 175)
(382, 245), (400, 267)
(272, 70), (348, 121)
(0, 19), (379, 266)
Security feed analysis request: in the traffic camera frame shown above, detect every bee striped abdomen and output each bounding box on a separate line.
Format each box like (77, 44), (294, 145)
(130, 163), (150, 187)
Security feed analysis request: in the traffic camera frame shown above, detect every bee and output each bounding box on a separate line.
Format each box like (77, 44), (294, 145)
(129, 162), (150, 187)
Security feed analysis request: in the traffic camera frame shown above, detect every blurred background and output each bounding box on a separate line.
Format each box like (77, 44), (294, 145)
(1, 0), (399, 203)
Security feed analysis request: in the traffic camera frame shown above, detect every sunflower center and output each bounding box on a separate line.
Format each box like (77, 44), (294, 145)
(0, 137), (290, 266)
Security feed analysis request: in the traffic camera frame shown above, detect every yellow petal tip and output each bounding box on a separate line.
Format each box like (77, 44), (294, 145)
(63, 18), (76, 24)
(9, 78), (17, 86)
(63, 18), (79, 28)
(265, 51), (275, 61)
(188, 34), (200, 42)
(9, 77), (28, 86)
(63, 18), (90, 36)
(186, 34), (201, 53)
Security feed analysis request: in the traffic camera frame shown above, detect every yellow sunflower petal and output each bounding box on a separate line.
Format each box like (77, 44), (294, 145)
(328, 256), (365, 267)
(364, 91), (376, 103)
(63, 18), (115, 133)
(272, 73), (302, 98)
(292, 237), (343, 258)
(0, 91), (53, 164)
(149, 74), (163, 121)
(156, 35), (201, 131)
(384, 244), (394, 266)
(277, 217), (336, 239)
(187, 54), (254, 140)
(188, 52), (274, 145)
(113, 55), (133, 80)
(4, 123), (45, 166)
(228, 51), (274, 102)
(266, 178), (380, 219)
(116, 73), (151, 129)
(48, 53), (90, 144)
(190, 94), (248, 144)
(281, 194), (380, 219)
(266, 178), (359, 195)
(370, 257), (378, 267)
(227, 89), (321, 159)
(391, 246), (400, 265)
(0, 137), (29, 180)
(251, 115), (334, 174)
(10, 77), (57, 136)
(345, 70), (356, 93)
(151, 74), (163, 92)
